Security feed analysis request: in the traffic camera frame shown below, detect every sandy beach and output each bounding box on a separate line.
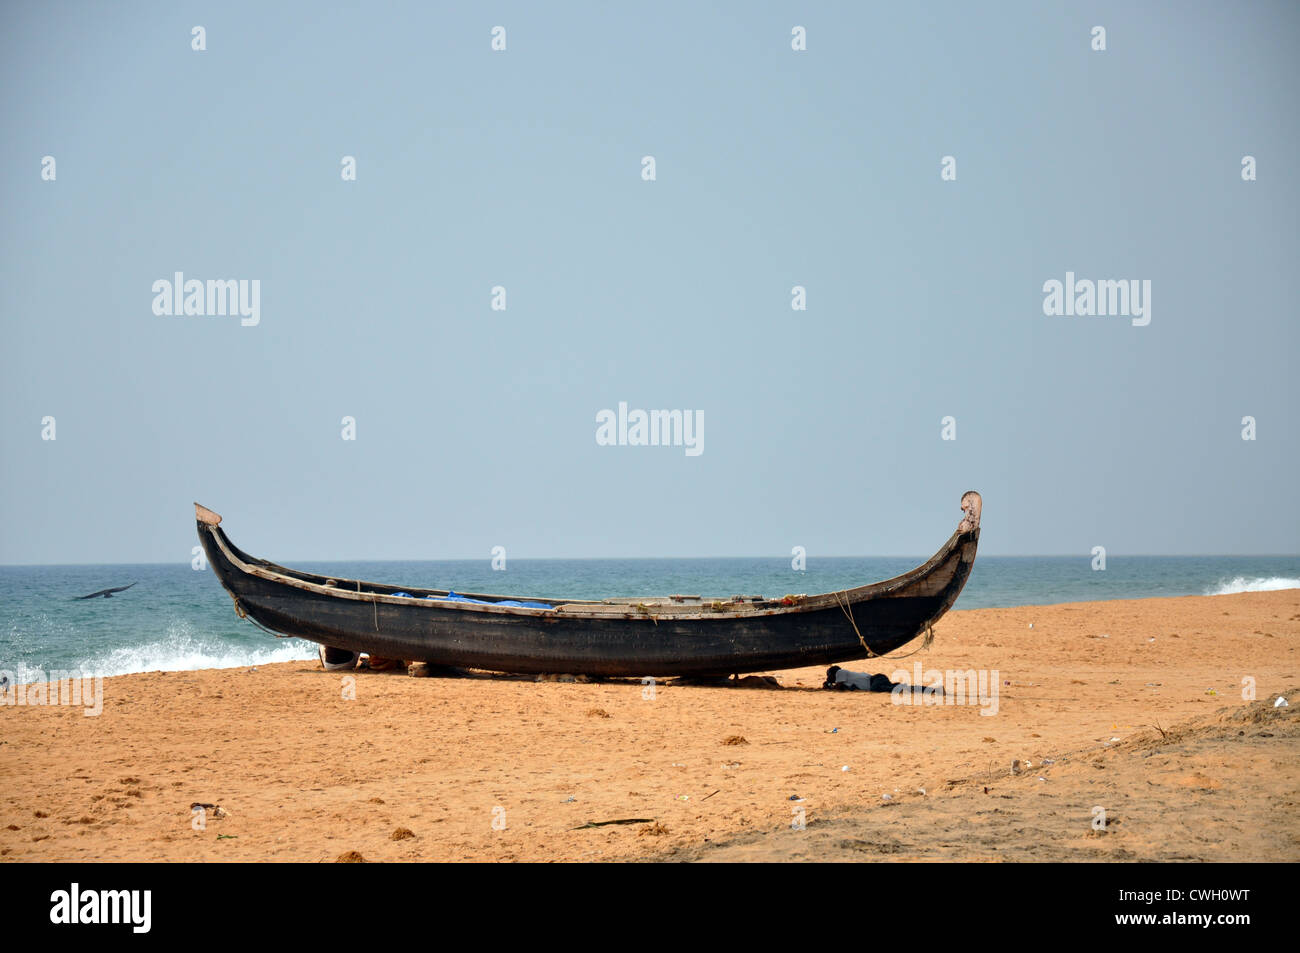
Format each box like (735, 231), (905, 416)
(2, 590), (1296, 862)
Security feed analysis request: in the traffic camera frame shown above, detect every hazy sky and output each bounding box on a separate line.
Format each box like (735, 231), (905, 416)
(2, 1), (1297, 564)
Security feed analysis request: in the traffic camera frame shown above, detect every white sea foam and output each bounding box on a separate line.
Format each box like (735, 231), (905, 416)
(74, 623), (315, 678)
(1204, 576), (1300, 596)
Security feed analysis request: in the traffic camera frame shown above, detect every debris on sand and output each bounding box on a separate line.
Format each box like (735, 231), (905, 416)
(571, 818), (655, 831)
(733, 675), (780, 688)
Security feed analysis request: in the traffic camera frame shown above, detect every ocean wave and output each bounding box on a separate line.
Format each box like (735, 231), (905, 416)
(1204, 576), (1300, 596)
(72, 625), (317, 678)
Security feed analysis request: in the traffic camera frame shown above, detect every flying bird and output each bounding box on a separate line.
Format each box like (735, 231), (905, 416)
(75, 582), (138, 600)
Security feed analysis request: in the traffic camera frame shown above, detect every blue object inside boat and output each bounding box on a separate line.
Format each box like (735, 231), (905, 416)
(426, 590), (553, 610)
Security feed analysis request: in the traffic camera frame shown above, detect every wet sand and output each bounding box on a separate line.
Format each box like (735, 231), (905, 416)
(1, 590), (1297, 862)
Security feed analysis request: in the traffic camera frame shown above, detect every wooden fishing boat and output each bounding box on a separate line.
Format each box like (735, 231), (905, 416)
(194, 492), (982, 677)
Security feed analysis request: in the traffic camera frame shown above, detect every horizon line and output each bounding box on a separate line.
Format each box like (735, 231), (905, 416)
(3, 553), (1299, 569)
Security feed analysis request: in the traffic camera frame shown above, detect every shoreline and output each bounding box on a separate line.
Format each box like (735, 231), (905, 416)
(6, 587), (1298, 684)
(2, 590), (1297, 862)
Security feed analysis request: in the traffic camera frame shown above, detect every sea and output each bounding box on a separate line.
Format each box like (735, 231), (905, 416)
(2, 556), (1297, 680)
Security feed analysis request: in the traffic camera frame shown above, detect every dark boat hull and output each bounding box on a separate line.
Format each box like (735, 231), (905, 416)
(195, 495), (981, 677)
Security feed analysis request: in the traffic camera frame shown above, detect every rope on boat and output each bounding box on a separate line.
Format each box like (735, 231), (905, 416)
(234, 582), (380, 643)
(233, 598), (293, 640)
(880, 626), (936, 660)
(834, 590), (937, 660)
(834, 590), (877, 658)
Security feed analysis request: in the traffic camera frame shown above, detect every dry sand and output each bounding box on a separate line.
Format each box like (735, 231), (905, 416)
(1, 590), (1297, 862)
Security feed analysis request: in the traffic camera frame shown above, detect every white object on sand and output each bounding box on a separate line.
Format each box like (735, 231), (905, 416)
(829, 668), (877, 691)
